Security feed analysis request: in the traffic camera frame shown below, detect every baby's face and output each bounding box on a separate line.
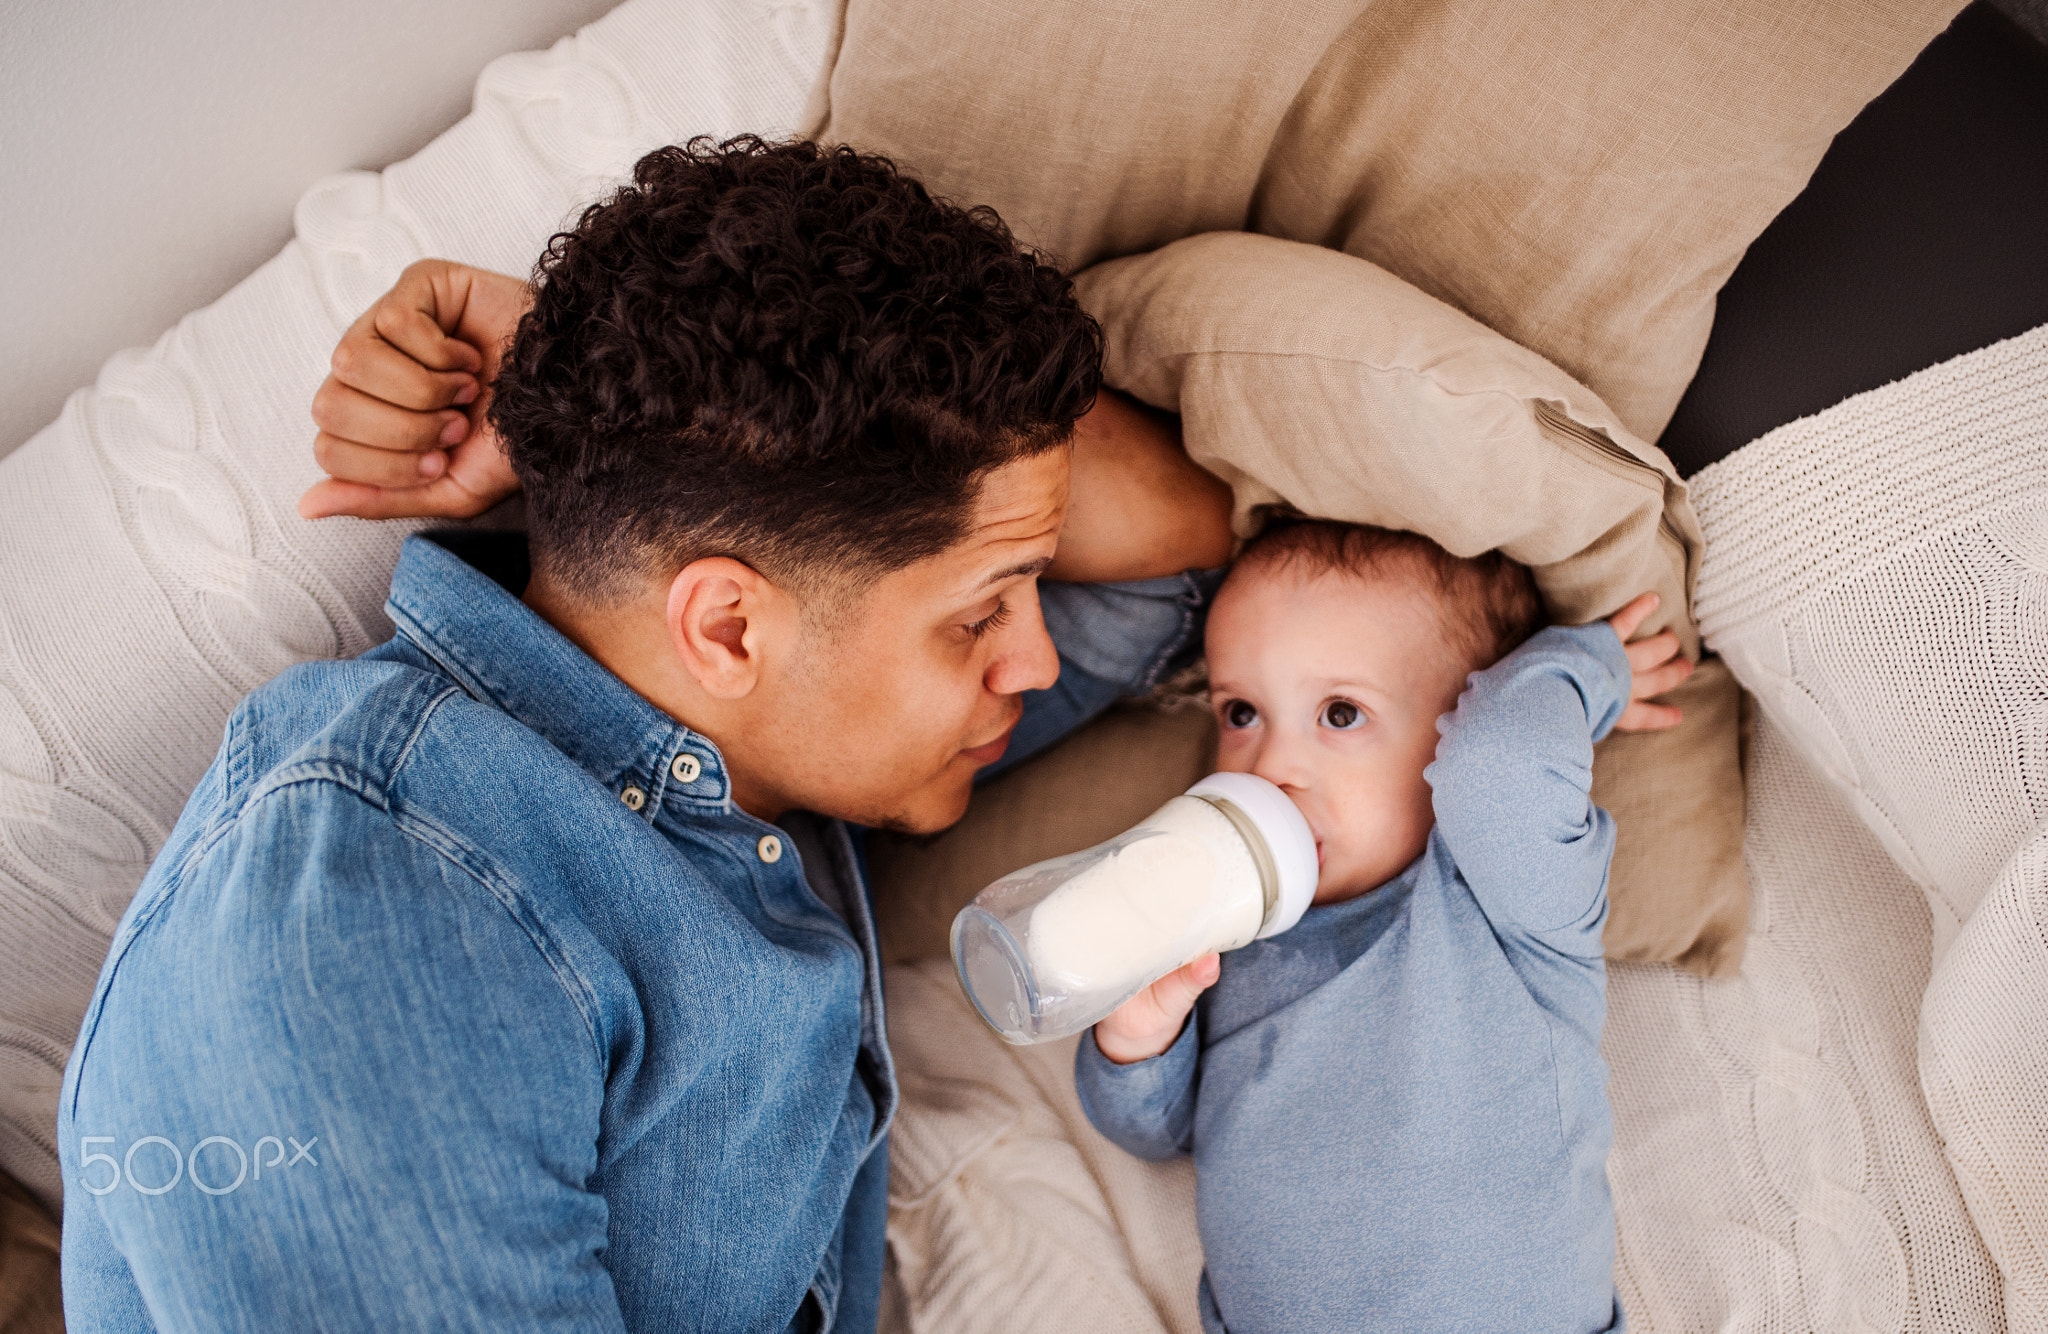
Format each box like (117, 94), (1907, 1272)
(1205, 562), (1471, 903)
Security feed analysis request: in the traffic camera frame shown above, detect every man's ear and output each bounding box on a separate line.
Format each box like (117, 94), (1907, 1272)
(665, 557), (793, 700)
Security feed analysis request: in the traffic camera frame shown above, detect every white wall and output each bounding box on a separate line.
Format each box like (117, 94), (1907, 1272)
(0, 0), (621, 461)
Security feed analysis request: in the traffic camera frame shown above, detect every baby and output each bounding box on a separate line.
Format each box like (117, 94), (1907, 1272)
(1075, 519), (1691, 1333)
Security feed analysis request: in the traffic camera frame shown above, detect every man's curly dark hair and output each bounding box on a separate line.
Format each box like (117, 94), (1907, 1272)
(489, 135), (1103, 604)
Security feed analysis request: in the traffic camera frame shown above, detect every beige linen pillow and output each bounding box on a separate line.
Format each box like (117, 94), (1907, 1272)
(1249, 0), (1964, 440)
(1077, 232), (1700, 647)
(817, 0), (1961, 441)
(813, 0), (1361, 271)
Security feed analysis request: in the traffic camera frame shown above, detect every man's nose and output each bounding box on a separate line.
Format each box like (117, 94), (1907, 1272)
(986, 598), (1061, 696)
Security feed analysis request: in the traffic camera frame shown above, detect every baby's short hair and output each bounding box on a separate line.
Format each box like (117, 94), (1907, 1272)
(1232, 518), (1545, 673)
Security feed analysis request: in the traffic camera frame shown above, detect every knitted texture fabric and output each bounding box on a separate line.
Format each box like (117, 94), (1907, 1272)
(1920, 827), (2048, 1325)
(1690, 323), (2048, 962)
(1604, 717), (1999, 1331)
(0, 0), (831, 1215)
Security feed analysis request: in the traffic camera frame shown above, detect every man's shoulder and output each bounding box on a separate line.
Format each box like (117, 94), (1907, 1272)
(224, 653), (581, 825)
(109, 654), (635, 1068)
(160, 651), (624, 942)
(235, 653), (465, 770)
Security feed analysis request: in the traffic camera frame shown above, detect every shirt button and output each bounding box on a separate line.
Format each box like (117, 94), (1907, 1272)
(671, 753), (702, 784)
(620, 785), (646, 812)
(757, 834), (783, 864)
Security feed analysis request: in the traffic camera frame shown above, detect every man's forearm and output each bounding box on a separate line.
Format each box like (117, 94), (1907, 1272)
(1047, 390), (1236, 583)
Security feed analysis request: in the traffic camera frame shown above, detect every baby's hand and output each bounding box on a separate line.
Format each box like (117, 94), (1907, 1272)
(1093, 953), (1221, 1065)
(1605, 592), (1694, 732)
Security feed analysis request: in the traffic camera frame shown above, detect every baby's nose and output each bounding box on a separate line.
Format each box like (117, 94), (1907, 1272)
(1248, 744), (1315, 796)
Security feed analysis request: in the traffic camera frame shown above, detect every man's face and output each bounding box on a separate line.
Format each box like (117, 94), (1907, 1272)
(755, 448), (1070, 833)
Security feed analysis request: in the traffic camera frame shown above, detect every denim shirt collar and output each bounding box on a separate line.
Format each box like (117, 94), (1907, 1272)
(381, 532), (735, 815)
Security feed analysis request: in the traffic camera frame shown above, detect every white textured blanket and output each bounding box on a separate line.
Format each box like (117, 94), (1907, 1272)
(1691, 323), (2048, 1328)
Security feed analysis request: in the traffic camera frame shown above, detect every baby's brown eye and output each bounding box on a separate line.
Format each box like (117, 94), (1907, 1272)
(1320, 699), (1364, 730)
(1224, 699), (1258, 729)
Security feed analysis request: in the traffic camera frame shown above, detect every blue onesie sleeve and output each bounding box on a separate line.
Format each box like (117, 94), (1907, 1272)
(1425, 621), (1634, 953)
(1073, 1011), (1202, 1162)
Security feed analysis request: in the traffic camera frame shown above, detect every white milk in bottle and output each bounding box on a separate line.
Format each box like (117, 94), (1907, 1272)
(951, 772), (1317, 1044)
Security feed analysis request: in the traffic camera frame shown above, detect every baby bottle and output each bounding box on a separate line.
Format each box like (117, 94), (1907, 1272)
(950, 772), (1317, 1045)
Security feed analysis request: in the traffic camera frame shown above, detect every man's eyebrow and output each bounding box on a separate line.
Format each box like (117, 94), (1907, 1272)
(972, 555), (1053, 593)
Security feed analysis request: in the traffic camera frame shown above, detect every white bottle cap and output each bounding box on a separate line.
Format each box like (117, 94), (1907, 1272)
(1185, 772), (1318, 939)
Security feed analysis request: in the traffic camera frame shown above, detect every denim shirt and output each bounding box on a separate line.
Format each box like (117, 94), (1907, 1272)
(58, 532), (1214, 1334)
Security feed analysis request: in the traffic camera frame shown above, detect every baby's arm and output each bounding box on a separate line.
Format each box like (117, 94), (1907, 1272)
(1427, 593), (1688, 951)
(1073, 956), (1216, 1161)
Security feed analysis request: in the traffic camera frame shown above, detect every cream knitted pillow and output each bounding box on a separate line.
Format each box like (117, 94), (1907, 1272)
(0, 0), (833, 1215)
(1691, 323), (2048, 962)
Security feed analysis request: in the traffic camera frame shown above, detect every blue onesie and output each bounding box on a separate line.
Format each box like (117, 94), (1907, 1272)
(1075, 623), (1633, 1333)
